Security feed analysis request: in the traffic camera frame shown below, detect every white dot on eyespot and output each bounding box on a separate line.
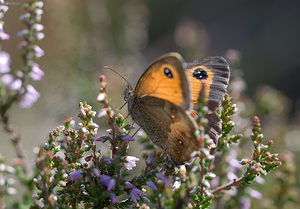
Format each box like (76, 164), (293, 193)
(178, 140), (183, 145)
(171, 115), (175, 119)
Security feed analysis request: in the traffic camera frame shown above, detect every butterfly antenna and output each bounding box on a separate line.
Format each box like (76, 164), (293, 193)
(104, 66), (132, 89)
(118, 101), (128, 110)
(132, 127), (141, 138)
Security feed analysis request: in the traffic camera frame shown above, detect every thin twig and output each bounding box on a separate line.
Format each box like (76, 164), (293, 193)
(211, 177), (244, 194)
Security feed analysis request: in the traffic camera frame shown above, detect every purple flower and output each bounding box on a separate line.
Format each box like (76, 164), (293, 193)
(240, 197), (251, 209)
(155, 173), (173, 187)
(129, 188), (143, 203)
(122, 135), (134, 141)
(107, 179), (116, 191)
(249, 189), (262, 200)
(19, 85), (40, 108)
(125, 181), (136, 189)
(19, 13), (30, 21)
(110, 193), (116, 204)
(91, 168), (101, 178)
(69, 170), (82, 181)
(1, 74), (13, 86)
(146, 180), (157, 191)
(255, 176), (265, 185)
(100, 175), (110, 185)
(227, 172), (238, 181)
(124, 156), (139, 170)
(103, 157), (112, 164)
(29, 63), (44, 81)
(146, 153), (153, 165)
(164, 177), (173, 187)
(0, 51), (10, 73)
(17, 29), (29, 37)
(94, 135), (111, 142)
(155, 173), (166, 181)
(227, 186), (237, 196)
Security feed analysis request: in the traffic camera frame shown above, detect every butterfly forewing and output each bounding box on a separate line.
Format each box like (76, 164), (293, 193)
(134, 53), (192, 111)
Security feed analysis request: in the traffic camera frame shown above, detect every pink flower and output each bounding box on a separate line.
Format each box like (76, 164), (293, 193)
(0, 31), (9, 41)
(29, 63), (44, 81)
(249, 189), (262, 200)
(19, 85), (40, 108)
(172, 181), (181, 191)
(0, 51), (10, 73)
(97, 108), (107, 118)
(10, 79), (22, 90)
(124, 156), (139, 170)
(33, 46), (44, 58)
(1, 74), (13, 86)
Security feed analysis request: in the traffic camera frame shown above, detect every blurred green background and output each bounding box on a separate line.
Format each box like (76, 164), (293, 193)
(0, 0), (300, 206)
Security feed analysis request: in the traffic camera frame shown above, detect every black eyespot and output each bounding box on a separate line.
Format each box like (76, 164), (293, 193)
(164, 67), (173, 78)
(192, 68), (208, 80)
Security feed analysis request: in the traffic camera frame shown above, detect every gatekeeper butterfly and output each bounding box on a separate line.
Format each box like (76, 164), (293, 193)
(125, 53), (229, 164)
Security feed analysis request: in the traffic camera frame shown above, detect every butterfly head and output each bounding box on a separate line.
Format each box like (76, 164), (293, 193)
(124, 84), (133, 102)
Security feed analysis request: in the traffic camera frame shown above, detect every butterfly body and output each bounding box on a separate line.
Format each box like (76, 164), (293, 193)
(125, 53), (229, 165)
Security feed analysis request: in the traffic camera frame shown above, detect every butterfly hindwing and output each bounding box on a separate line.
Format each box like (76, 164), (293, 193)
(129, 96), (198, 164)
(187, 57), (230, 142)
(187, 56), (230, 111)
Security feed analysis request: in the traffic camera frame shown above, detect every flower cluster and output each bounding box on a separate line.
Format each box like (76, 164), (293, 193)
(0, 0), (44, 111)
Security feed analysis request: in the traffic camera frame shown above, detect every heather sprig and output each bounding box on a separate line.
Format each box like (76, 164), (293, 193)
(240, 116), (281, 183)
(0, 0), (44, 176)
(217, 93), (242, 151)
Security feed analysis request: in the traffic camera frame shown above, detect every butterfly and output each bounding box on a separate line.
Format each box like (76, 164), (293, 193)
(125, 53), (229, 164)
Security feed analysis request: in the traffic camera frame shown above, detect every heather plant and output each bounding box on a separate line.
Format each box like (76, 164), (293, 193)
(0, 1), (289, 209)
(27, 74), (280, 208)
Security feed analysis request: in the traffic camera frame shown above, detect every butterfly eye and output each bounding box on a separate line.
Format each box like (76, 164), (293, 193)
(164, 67), (173, 78)
(192, 68), (208, 80)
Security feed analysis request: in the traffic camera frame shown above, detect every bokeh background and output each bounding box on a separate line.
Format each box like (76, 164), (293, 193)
(1, 0), (300, 207)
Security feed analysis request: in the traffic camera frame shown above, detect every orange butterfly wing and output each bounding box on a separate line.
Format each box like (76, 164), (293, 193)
(134, 53), (191, 110)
